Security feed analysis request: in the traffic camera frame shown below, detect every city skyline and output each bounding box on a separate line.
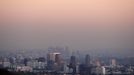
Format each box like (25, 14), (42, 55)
(0, 50), (134, 75)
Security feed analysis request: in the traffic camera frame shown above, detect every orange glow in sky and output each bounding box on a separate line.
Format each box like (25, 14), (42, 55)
(0, 0), (134, 54)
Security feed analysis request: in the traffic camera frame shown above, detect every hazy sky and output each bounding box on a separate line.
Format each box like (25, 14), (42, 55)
(0, 0), (134, 56)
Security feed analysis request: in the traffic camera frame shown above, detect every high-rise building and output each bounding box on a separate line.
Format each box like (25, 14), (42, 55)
(79, 54), (91, 75)
(55, 53), (61, 65)
(47, 53), (53, 62)
(70, 56), (76, 68)
(68, 56), (77, 75)
(111, 59), (117, 66)
(47, 52), (61, 62)
(85, 54), (90, 66)
(47, 52), (62, 70)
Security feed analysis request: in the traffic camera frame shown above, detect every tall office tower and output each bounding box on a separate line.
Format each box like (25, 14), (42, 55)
(47, 53), (54, 70)
(55, 53), (61, 65)
(79, 54), (91, 75)
(69, 56), (77, 75)
(47, 52), (61, 62)
(47, 53), (53, 62)
(47, 52), (62, 70)
(70, 56), (76, 68)
(85, 54), (90, 66)
(111, 59), (116, 66)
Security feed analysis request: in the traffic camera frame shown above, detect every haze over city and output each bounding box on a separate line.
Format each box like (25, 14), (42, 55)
(0, 0), (134, 57)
